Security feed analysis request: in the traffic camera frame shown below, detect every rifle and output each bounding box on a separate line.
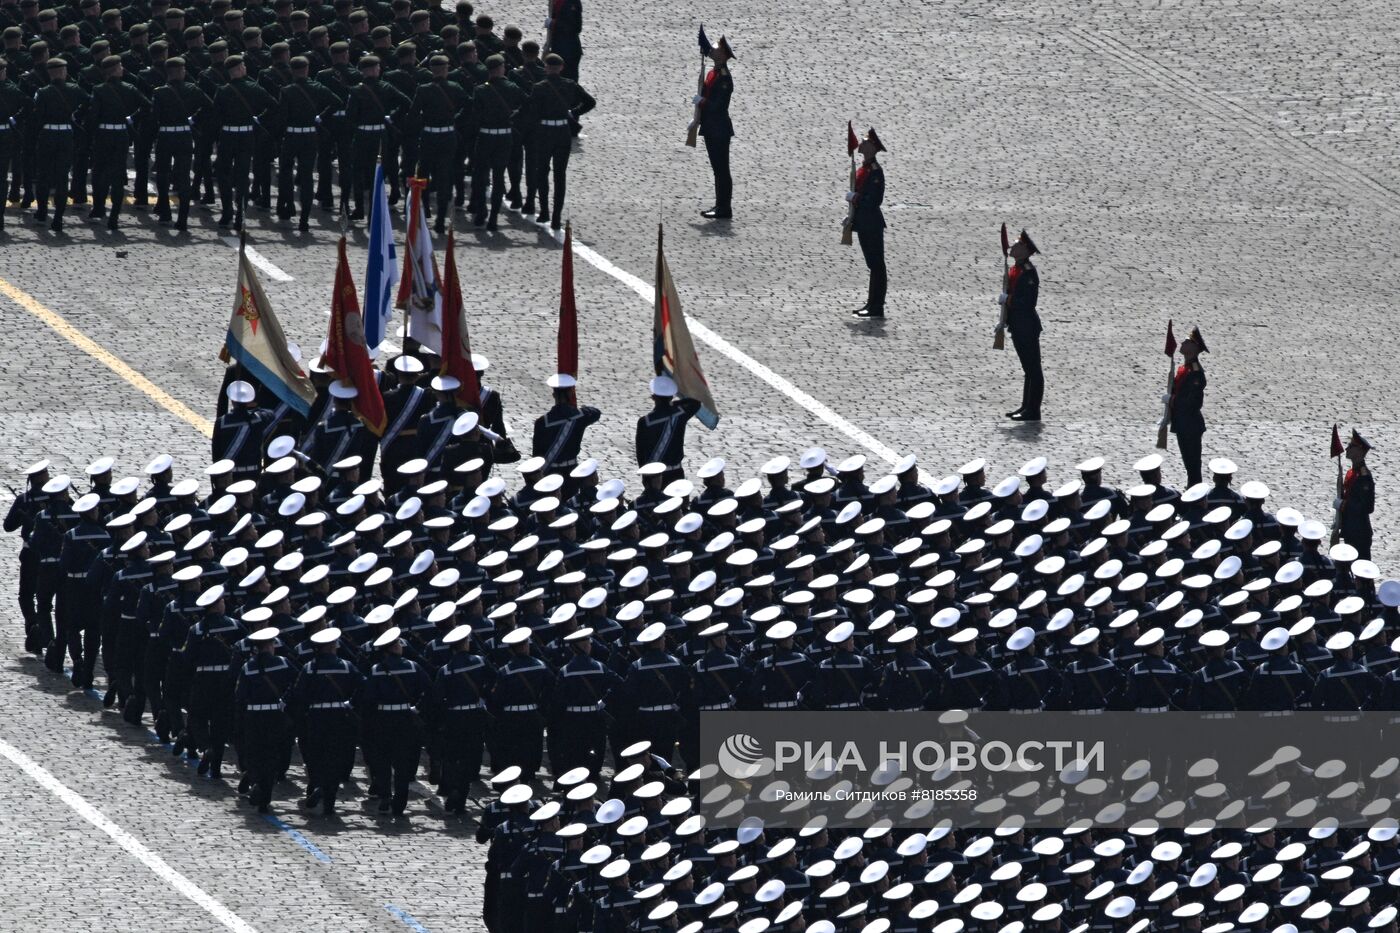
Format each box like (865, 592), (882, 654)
(1156, 320), (1176, 450)
(685, 26), (709, 148)
(840, 121), (856, 246)
(992, 223), (1009, 350)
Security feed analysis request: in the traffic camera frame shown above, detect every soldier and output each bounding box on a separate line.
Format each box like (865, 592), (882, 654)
(31, 56), (89, 233)
(992, 626), (1062, 713)
(548, 626), (618, 781)
(363, 625), (432, 815)
(1337, 429), (1375, 560)
(313, 40), (355, 211)
(151, 55), (208, 230)
(1118, 627), (1188, 712)
(847, 127), (886, 319)
(634, 375), (700, 484)
(4, 460), (50, 650)
(379, 355), (433, 489)
(232, 625), (298, 811)
(468, 52), (523, 230)
(504, 41), (542, 212)
(490, 626), (553, 779)
(1170, 327), (1208, 487)
(288, 626), (363, 815)
(693, 34), (734, 220)
(616, 622), (689, 763)
(177, 583), (245, 778)
(85, 54), (148, 230)
(30, 474), (75, 662)
(213, 380), (273, 477)
(406, 52), (467, 234)
(344, 53), (408, 220)
(101, 530), (153, 708)
(998, 229), (1042, 422)
(545, 0), (582, 81)
(300, 380), (371, 473)
(0, 57), (22, 230)
(809, 621), (876, 710)
(211, 52), (275, 228)
(531, 373), (600, 475)
(122, 548), (178, 726)
(274, 54), (335, 230)
(434, 622), (496, 813)
(52, 491), (108, 683)
(521, 50), (591, 230)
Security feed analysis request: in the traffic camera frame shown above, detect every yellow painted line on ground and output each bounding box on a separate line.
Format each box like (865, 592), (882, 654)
(0, 275), (214, 438)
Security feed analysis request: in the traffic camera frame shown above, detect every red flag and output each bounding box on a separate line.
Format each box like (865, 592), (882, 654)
(323, 236), (387, 435)
(1331, 424), (1344, 459)
(1164, 319), (1177, 357)
(1000, 222), (1009, 257)
(438, 232), (481, 409)
(846, 121), (858, 157)
(557, 222), (579, 406)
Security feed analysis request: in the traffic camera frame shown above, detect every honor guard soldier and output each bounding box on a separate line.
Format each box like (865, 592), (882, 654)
(5, 460), (51, 652)
(86, 54), (149, 230)
(344, 53), (408, 220)
(213, 380), (274, 477)
(998, 229), (1042, 422)
(363, 625), (432, 815)
(434, 623), (497, 813)
(52, 491), (108, 682)
(32, 56), (90, 233)
(468, 52), (524, 230)
(683, 621), (747, 764)
(313, 40), (356, 211)
(847, 127), (886, 319)
(491, 627), (554, 779)
(102, 531), (154, 709)
(549, 626), (619, 781)
(1061, 627), (1124, 714)
(301, 379), (371, 473)
(1184, 629), (1244, 713)
(1337, 429), (1375, 559)
(151, 56), (210, 231)
(0, 58), (24, 230)
(233, 624), (299, 811)
(177, 583), (246, 779)
(274, 54), (337, 230)
(532, 374), (600, 475)
(693, 33), (733, 219)
(635, 375), (701, 484)
(545, 0), (583, 80)
(212, 53), (276, 228)
(288, 626), (364, 815)
(408, 53), (468, 235)
(809, 621), (876, 710)
(521, 51), (593, 229)
(1169, 327), (1208, 487)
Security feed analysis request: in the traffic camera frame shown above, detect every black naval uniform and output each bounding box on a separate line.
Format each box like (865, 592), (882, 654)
(233, 647), (299, 809)
(179, 610), (246, 777)
(697, 59), (732, 217)
(434, 646), (496, 812)
(1005, 256), (1042, 419)
(213, 402), (274, 476)
(289, 648), (364, 814)
(406, 72), (468, 232)
(4, 481), (45, 649)
(522, 69), (593, 228)
(531, 399), (600, 474)
(364, 650), (432, 815)
(1339, 465), (1375, 560)
(851, 157), (886, 317)
(634, 395), (701, 482)
(1170, 360), (1207, 487)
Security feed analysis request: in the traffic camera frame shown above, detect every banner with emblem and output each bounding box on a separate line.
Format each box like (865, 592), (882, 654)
(222, 236), (315, 416)
(324, 236), (388, 435)
(652, 224), (719, 429)
(394, 176), (443, 354)
(438, 232), (481, 408)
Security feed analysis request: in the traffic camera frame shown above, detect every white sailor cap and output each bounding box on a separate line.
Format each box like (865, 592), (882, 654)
(1133, 453), (1163, 472)
(799, 447), (828, 469)
(196, 584), (225, 607)
(649, 374), (678, 396)
(328, 380), (359, 399)
(371, 626), (402, 649)
(1076, 456), (1106, 473)
(1209, 457), (1237, 475)
(546, 373), (577, 389)
(501, 627), (531, 646)
(958, 458), (986, 476)
(452, 411), (480, 436)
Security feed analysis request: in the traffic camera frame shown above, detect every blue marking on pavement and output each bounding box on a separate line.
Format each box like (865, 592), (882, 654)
(262, 815), (333, 864)
(384, 904), (432, 932)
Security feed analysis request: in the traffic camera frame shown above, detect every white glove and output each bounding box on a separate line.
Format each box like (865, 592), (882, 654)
(1333, 497), (1343, 510)
(844, 191), (856, 203)
(996, 292), (1007, 305)
(692, 94), (703, 105)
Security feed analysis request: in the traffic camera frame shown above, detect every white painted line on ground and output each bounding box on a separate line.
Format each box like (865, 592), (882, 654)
(221, 236), (295, 283)
(556, 227), (913, 472)
(0, 737), (261, 933)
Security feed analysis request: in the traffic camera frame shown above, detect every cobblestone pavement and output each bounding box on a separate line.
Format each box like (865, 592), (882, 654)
(1, 0), (1399, 929)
